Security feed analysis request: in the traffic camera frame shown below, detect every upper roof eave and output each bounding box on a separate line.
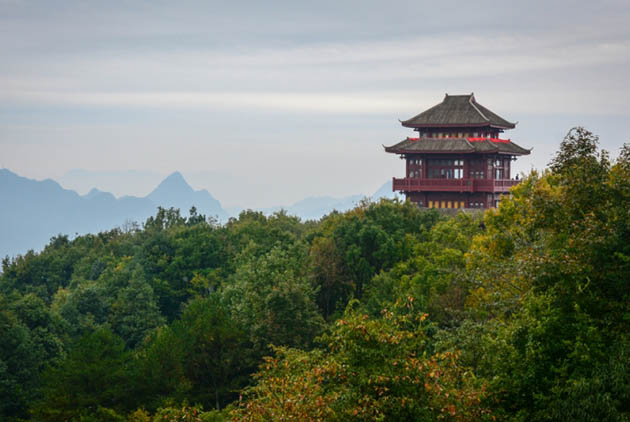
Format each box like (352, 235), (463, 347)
(385, 148), (477, 154)
(401, 122), (516, 129)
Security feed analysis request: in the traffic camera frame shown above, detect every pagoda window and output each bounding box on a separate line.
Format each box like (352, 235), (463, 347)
(489, 157), (506, 179)
(427, 158), (464, 179)
(407, 158), (423, 178)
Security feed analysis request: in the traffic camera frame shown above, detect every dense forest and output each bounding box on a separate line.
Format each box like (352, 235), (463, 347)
(1, 128), (629, 422)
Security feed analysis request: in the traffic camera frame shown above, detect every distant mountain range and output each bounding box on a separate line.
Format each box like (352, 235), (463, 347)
(0, 169), (226, 259)
(0, 168), (397, 259)
(244, 181), (399, 221)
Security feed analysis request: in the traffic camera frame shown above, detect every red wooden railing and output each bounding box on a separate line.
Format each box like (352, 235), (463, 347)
(393, 178), (520, 192)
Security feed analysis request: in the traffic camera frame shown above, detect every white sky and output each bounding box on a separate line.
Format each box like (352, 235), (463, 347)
(1, 0), (629, 208)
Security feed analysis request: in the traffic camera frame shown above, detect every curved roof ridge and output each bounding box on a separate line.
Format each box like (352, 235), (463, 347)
(468, 94), (490, 122)
(485, 139), (499, 151)
(400, 101), (443, 125)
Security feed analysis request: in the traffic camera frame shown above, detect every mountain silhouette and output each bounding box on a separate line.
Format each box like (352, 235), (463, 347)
(372, 180), (401, 201)
(1, 168), (394, 259)
(147, 172), (227, 221)
(0, 169), (227, 259)
(243, 180), (400, 221)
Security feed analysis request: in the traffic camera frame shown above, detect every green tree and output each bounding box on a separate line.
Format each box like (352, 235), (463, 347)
(174, 296), (246, 410)
(233, 304), (491, 422)
(461, 128), (630, 420)
(223, 243), (324, 354)
(0, 299), (40, 421)
(140, 296), (247, 411)
(109, 265), (165, 348)
(307, 200), (441, 319)
(33, 328), (136, 421)
(361, 213), (481, 325)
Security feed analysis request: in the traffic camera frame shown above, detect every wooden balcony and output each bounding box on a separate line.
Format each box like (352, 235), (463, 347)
(392, 177), (520, 193)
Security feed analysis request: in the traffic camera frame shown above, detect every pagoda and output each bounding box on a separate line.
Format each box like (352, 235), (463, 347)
(384, 93), (530, 209)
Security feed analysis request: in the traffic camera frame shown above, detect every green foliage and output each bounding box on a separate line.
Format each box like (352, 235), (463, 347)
(152, 405), (204, 422)
(33, 328), (136, 421)
(461, 127), (630, 420)
(1, 131), (629, 422)
(548, 336), (630, 422)
(309, 199), (441, 319)
(128, 408), (152, 422)
(109, 265), (165, 348)
(223, 243), (324, 353)
(173, 296), (246, 409)
(233, 305), (491, 422)
(0, 299), (40, 421)
(362, 213), (482, 325)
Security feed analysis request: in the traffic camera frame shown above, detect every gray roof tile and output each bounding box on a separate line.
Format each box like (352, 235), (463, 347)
(401, 94), (516, 129)
(384, 137), (530, 155)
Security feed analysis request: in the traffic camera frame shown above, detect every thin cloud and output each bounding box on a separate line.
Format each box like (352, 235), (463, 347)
(1, 0), (629, 207)
(2, 34), (629, 115)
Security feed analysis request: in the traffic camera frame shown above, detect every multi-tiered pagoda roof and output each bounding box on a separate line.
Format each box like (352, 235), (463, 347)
(384, 93), (531, 210)
(401, 93), (516, 129)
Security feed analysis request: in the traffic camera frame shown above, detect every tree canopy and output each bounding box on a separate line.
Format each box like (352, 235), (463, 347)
(0, 128), (628, 421)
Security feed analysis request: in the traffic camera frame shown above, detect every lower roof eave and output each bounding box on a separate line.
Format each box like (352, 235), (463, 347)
(385, 149), (474, 154)
(385, 149), (530, 156)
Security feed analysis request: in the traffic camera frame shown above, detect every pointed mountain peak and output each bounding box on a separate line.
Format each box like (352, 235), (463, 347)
(147, 171), (193, 200)
(165, 171), (185, 182)
(157, 171), (192, 189)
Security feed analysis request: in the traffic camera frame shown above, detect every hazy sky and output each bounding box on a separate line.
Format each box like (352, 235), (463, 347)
(1, 0), (629, 208)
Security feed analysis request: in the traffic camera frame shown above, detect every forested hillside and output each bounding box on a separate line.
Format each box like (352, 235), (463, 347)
(1, 128), (629, 422)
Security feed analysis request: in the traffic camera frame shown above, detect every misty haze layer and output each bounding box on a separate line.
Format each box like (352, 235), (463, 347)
(0, 168), (397, 259)
(1, 1), (628, 207)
